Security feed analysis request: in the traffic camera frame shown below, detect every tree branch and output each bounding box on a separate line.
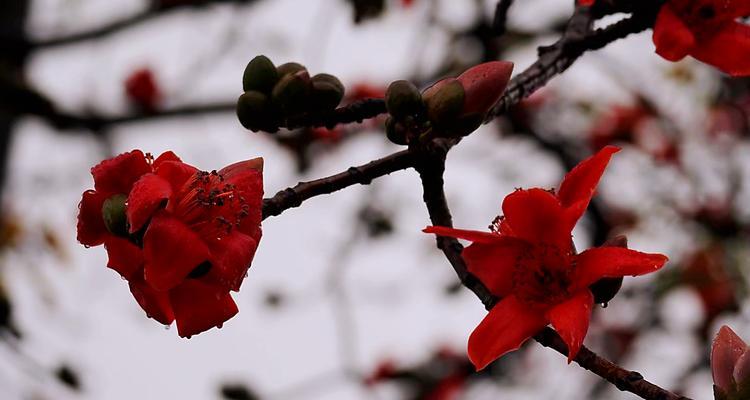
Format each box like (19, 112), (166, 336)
(261, 149), (414, 219)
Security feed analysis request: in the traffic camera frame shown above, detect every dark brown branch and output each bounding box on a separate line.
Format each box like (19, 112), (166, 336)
(261, 150), (414, 219)
(492, 0), (514, 36)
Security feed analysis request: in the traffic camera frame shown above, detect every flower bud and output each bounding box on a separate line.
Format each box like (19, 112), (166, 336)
(242, 55), (279, 93)
(310, 73), (345, 111)
(589, 235), (627, 305)
(385, 80), (423, 119)
(423, 78), (465, 127)
(457, 61), (514, 117)
(237, 90), (276, 132)
(276, 62), (307, 78)
(712, 326), (749, 397)
(272, 70), (311, 116)
(102, 194), (128, 236)
(385, 117), (408, 145)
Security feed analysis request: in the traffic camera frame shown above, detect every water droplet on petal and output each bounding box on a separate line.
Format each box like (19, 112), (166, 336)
(217, 323), (223, 329)
(601, 302), (608, 308)
(164, 324), (171, 330)
(84, 245), (91, 249)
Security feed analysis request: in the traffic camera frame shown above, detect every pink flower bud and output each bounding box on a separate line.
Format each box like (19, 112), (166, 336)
(456, 61), (513, 117)
(712, 325), (749, 394)
(734, 349), (750, 390)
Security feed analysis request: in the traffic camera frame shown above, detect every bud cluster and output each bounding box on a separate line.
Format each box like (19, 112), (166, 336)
(237, 55), (345, 133)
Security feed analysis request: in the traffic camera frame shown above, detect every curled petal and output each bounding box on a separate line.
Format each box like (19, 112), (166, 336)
(153, 151), (181, 168)
(468, 295), (547, 370)
(572, 247), (668, 290)
(156, 161), (199, 193)
(501, 188), (572, 249)
(128, 277), (175, 325)
(104, 237), (143, 279)
(712, 325), (748, 392)
(169, 280), (239, 338)
(423, 226), (503, 244)
(557, 146), (619, 221)
(91, 150), (152, 194)
(127, 173), (172, 233)
(546, 290), (594, 363)
(143, 213), (210, 291)
(205, 230), (259, 291)
(652, 5), (695, 62)
(464, 237), (530, 297)
(77, 190), (108, 247)
(692, 23), (750, 77)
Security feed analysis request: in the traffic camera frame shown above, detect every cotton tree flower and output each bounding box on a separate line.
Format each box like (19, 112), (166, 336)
(711, 326), (750, 400)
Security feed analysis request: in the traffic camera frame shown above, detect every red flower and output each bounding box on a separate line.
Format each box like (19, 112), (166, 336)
(77, 150), (263, 338)
(125, 68), (161, 111)
(424, 146), (668, 370)
(653, 0), (750, 76)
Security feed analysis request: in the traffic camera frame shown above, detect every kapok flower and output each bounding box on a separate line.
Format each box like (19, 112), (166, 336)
(125, 68), (161, 111)
(653, 0), (750, 76)
(712, 326), (750, 400)
(424, 146), (668, 370)
(77, 150), (263, 338)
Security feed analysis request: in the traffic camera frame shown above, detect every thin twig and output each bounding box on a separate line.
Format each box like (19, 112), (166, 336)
(492, 0), (514, 36)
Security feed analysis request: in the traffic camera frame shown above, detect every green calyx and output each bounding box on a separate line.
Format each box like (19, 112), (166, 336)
(424, 79), (465, 127)
(237, 90), (278, 132)
(102, 194), (128, 236)
(242, 55), (279, 93)
(385, 80), (423, 119)
(310, 73), (345, 111)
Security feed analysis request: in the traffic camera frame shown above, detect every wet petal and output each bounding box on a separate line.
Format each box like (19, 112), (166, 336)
(143, 212), (210, 291)
(692, 23), (750, 77)
(546, 290), (594, 363)
(468, 295), (547, 370)
(572, 247), (668, 290)
(91, 150), (152, 194)
(423, 226), (502, 244)
(169, 280), (239, 338)
(652, 5), (695, 61)
(501, 188), (572, 249)
(464, 237), (530, 297)
(153, 151), (181, 168)
(128, 276), (175, 325)
(557, 146), (619, 220)
(156, 161), (199, 193)
(77, 190), (108, 247)
(126, 173), (172, 233)
(205, 230), (259, 291)
(104, 237), (143, 279)
(712, 325), (748, 392)
(218, 158), (264, 236)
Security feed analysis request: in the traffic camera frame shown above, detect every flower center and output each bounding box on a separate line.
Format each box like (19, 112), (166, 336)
(512, 243), (574, 308)
(172, 170), (251, 240)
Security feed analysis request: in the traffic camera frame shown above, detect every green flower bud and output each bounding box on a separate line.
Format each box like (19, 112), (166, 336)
(385, 80), (423, 118)
(271, 70), (311, 116)
(276, 62), (307, 78)
(237, 90), (277, 132)
(242, 55), (279, 93)
(385, 117), (408, 145)
(423, 79), (465, 127)
(310, 74), (345, 111)
(102, 194), (128, 236)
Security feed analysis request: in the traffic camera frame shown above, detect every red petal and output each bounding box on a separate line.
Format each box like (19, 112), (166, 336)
(423, 226), (502, 244)
(712, 325), (748, 392)
(169, 280), (239, 338)
(734, 348), (750, 389)
(153, 151), (181, 168)
(128, 276), (175, 325)
(501, 188), (572, 249)
(468, 295), (547, 370)
(546, 290), (594, 363)
(464, 237), (530, 297)
(77, 190), (108, 246)
(91, 150), (152, 194)
(692, 23), (750, 77)
(104, 237), (143, 279)
(457, 61), (514, 117)
(205, 230), (259, 291)
(126, 173), (172, 233)
(143, 213), (210, 291)
(652, 5), (695, 62)
(156, 161), (199, 193)
(217, 158), (264, 237)
(572, 247), (668, 290)
(557, 145), (619, 217)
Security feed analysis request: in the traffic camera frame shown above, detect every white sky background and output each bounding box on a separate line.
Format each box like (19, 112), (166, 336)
(2, 0), (750, 399)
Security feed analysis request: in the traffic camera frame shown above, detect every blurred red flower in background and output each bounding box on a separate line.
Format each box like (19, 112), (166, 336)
(125, 68), (162, 111)
(77, 150), (263, 338)
(425, 146), (668, 369)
